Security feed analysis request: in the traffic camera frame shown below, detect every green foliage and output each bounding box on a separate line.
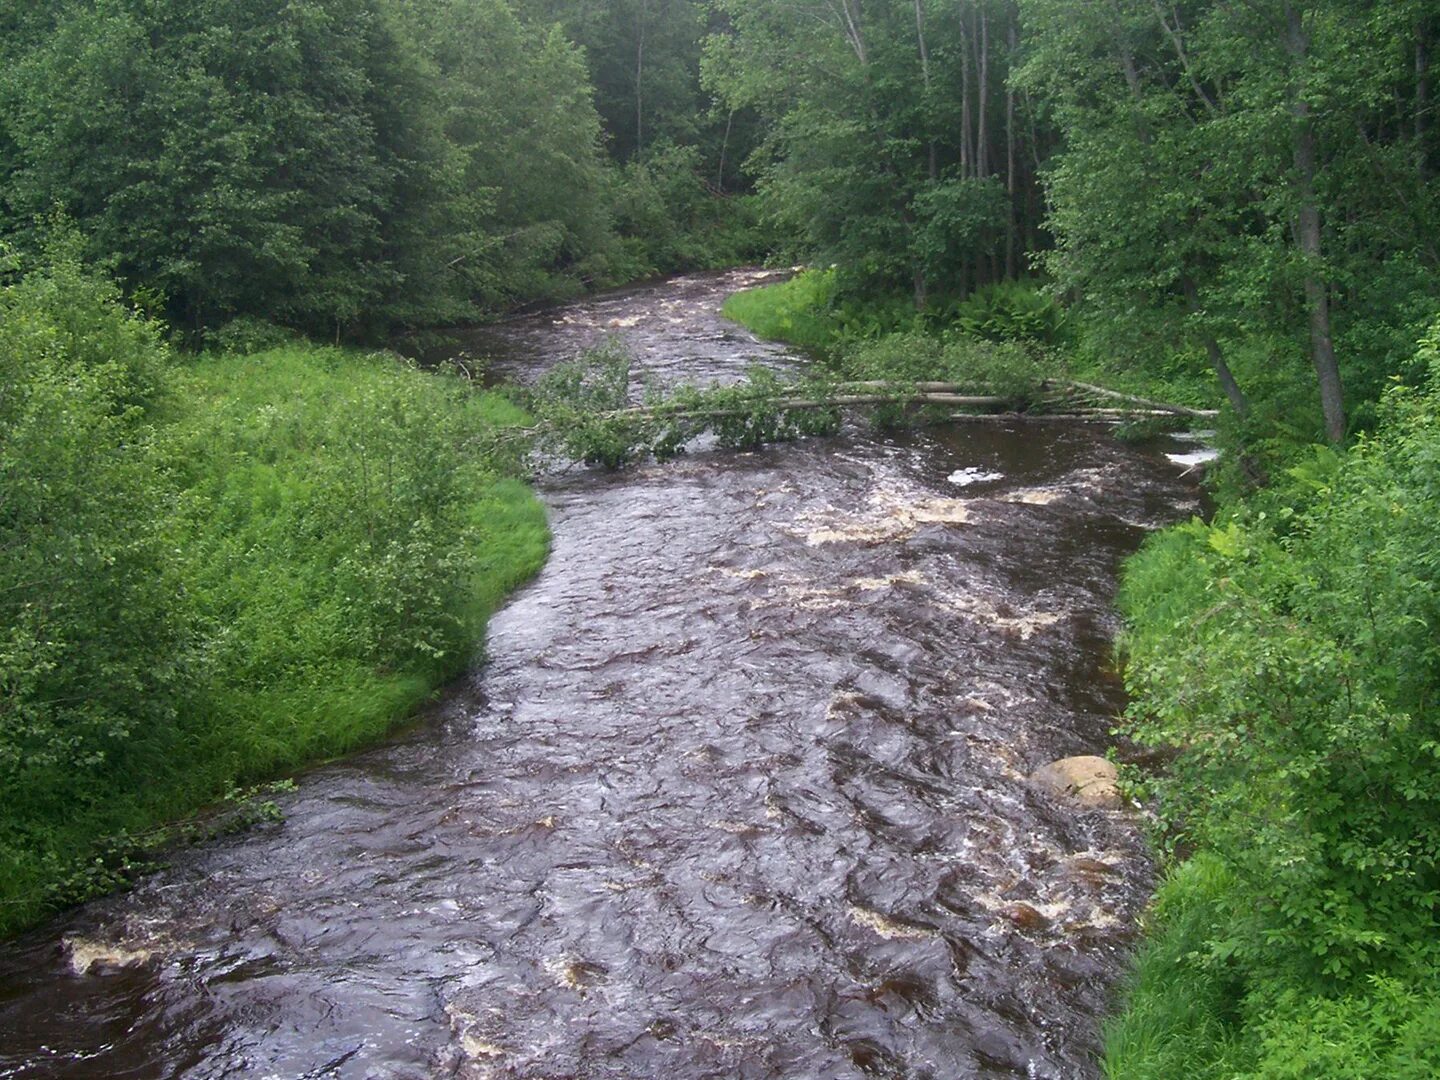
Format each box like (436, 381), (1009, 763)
(912, 177), (1011, 288)
(1102, 854), (1253, 1080)
(0, 243), (183, 834)
(705, 0), (1042, 303)
(514, 0), (715, 165)
(617, 150), (771, 276)
(524, 345), (851, 467)
(1017, 0), (1440, 435)
(837, 330), (1048, 402)
(0, 0), (464, 336)
(721, 270), (846, 353)
(0, 256), (548, 935)
(0, 0), (687, 337)
(204, 316), (303, 355)
(1248, 975), (1440, 1079)
(1115, 323), (1440, 1022)
(1106, 858), (1440, 1079)
(403, 0), (618, 310)
(947, 281), (1068, 346)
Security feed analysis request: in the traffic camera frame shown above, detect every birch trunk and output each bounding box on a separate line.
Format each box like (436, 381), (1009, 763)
(1285, 2), (1345, 442)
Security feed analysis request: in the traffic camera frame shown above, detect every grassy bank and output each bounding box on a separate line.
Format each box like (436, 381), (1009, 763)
(723, 270), (1221, 410)
(1102, 328), (1440, 1076)
(0, 256), (549, 935)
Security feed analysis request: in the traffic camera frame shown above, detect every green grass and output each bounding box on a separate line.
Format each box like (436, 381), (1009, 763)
(1102, 855), (1253, 1079)
(1104, 853), (1440, 1079)
(721, 269), (848, 353)
(724, 269), (1229, 413)
(0, 345), (549, 935)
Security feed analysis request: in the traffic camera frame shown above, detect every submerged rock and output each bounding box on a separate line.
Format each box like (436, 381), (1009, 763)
(64, 937), (155, 975)
(1029, 756), (1122, 809)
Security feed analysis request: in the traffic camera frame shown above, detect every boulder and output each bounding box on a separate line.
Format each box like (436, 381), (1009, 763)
(64, 937), (154, 975)
(1029, 755), (1121, 809)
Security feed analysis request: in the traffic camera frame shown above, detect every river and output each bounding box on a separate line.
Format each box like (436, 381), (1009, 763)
(0, 269), (1202, 1079)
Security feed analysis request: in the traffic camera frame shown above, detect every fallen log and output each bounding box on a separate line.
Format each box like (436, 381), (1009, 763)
(1046, 379), (1219, 418)
(483, 378), (1213, 454)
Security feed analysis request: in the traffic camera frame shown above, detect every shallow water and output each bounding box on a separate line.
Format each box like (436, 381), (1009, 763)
(0, 269), (1201, 1079)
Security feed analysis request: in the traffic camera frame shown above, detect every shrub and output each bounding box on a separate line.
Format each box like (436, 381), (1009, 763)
(948, 280), (1068, 345)
(1119, 323), (1440, 985)
(0, 257), (549, 934)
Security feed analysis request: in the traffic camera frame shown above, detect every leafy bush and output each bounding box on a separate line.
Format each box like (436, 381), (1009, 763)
(838, 330), (1049, 402)
(0, 257), (549, 934)
(204, 316), (302, 355)
(0, 247), (184, 844)
(169, 347), (549, 772)
(1248, 975), (1440, 1079)
(948, 280), (1069, 346)
(1104, 857), (1440, 1079)
(912, 177), (1010, 288)
(1118, 321), (1440, 992)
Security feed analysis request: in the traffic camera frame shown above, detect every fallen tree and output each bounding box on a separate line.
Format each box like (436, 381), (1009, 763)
(476, 350), (1215, 469)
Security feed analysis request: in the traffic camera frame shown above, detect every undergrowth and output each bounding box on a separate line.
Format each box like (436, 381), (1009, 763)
(0, 253), (548, 935)
(1105, 325), (1440, 1076)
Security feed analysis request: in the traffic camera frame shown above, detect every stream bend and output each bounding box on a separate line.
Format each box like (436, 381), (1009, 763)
(0, 269), (1201, 1079)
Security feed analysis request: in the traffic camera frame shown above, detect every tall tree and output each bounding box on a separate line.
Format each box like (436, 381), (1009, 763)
(515, 0), (709, 161)
(705, 0), (1048, 303)
(0, 0), (464, 336)
(1018, 0), (1440, 436)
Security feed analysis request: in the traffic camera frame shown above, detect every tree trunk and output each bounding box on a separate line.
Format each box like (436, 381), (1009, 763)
(913, 264), (929, 311)
(835, 0), (868, 65)
(976, 7), (990, 177)
(1182, 276), (1249, 417)
(1418, 21), (1431, 183)
(915, 0), (938, 180)
(634, 0), (646, 156)
(1006, 15), (1018, 278)
(1286, 2), (1345, 442)
(717, 109), (734, 192)
(960, 7), (973, 177)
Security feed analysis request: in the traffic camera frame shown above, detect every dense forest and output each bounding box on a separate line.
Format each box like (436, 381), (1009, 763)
(3, 1), (1439, 1076)
(0, 0), (767, 340)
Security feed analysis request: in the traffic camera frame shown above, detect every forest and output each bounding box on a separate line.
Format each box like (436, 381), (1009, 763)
(2, 1), (1438, 1076)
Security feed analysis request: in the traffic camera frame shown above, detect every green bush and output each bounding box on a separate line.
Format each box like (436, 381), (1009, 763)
(1104, 858), (1440, 1079)
(838, 330), (1049, 401)
(1109, 322), (1440, 1071)
(0, 257), (549, 935)
(1248, 975), (1440, 1079)
(948, 280), (1069, 346)
(0, 247), (185, 855)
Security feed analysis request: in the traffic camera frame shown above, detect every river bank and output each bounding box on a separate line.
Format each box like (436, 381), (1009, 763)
(0, 268), (1203, 1078)
(0, 257), (549, 937)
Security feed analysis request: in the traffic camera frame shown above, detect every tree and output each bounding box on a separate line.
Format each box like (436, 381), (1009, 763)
(0, 0), (467, 336)
(398, 0), (616, 307)
(1018, 0), (1440, 437)
(704, 0), (1048, 305)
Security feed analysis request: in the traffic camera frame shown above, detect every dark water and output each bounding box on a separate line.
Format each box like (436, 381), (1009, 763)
(0, 270), (1201, 1079)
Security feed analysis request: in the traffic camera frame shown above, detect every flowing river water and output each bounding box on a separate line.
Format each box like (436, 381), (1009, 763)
(0, 270), (1203, 1079)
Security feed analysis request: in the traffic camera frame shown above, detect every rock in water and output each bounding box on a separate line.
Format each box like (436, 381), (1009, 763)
(1029, 756), (1122, 809)
(64, 937), (154, 975)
